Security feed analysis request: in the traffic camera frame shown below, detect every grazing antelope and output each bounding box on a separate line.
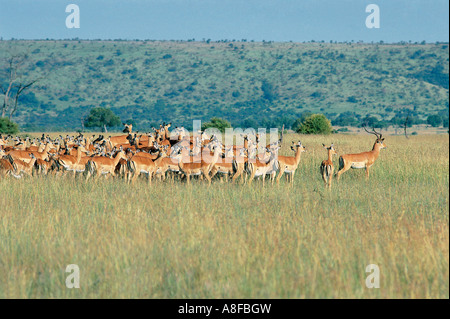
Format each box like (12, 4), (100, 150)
(336, 127), (387, 180)
(320, 144), (337, 189)
(275, 141), (306, 185)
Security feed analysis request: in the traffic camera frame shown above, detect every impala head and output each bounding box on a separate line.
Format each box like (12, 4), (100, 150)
(363, 126), (387, 150)
(323, 143), (337, 156)
(291, 141), (306, 152)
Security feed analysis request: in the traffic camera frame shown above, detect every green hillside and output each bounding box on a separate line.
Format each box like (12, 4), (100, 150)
(0, 40), (448, 131)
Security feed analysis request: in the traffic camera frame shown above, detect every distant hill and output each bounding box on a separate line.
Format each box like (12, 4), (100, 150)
(0, 40), (448, 131)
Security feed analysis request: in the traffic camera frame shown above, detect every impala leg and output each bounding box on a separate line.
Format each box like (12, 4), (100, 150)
(276, 165), (285, 184)
(232, 168), (241, 184)
(204, 172), (212, 185)
(290, 171), (296, 186)
(365, 166), (370, 179)
(320, 166), (327, 186)
(85, 170), (91, 181)
(131, 172), (138, 185)
(328, 167), (334, 189)
(248, 170), (255, 185)
(336, 163), (351, 181)
(210, 169), (218, 180)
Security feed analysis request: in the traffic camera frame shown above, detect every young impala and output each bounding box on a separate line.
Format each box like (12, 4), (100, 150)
(336, 127), (387, 180)
(320, 144), (337, 189)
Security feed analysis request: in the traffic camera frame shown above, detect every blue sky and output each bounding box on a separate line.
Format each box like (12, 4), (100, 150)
(0, 0), (448, 42)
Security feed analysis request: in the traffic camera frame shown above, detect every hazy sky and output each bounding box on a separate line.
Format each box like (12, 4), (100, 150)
(0, 0), (448, 42)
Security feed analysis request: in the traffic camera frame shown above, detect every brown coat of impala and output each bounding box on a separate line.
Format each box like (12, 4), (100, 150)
(7, 143), (51, 163)
(320, 144), (337, 189)
(12, 153), (37, 177)
(336, 127), (387, 180)
(178, 146), (221, 185)
(85, 150), (127, 180)
(276, 141), (306, 185)
(247, 148), (279, 186)
(0, 158), (17, 179)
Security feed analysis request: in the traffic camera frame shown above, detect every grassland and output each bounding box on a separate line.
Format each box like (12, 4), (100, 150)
(0, 133), (448, 298)
(0, 40), (448, 130)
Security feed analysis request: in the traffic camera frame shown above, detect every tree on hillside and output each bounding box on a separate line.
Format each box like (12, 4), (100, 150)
(0, 117), (19, 134)
(84, 107), (121, 132)
(201, 117), (231, 133)
(296, 114), (332, 135)
(0, 54), (42, 119)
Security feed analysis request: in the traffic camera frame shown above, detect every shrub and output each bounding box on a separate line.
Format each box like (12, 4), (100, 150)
(296, 114), (332, 135)
(201, 117), (231, 133)
(0, 117), (19, 134)
(427, 114), (443, 127)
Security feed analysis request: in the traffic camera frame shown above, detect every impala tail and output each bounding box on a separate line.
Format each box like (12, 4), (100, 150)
(337, 156), (344, 173)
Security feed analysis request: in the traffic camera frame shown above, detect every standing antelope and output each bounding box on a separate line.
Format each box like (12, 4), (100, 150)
(85, 149), (127, 180)
(11, 153), (37, 177)
(320, 144), (337, 189)
(276, 141), (306, 186)
(336, 127), (387, 180)
(247, 148), (278, 186)
(0, 157), (19, 179)
(178, 145), (221, 185)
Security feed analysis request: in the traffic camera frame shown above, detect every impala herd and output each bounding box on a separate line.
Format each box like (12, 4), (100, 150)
(0, 123), (386, 188)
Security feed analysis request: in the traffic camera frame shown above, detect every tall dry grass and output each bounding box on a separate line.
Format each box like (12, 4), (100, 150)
(0, 134), (448, 298)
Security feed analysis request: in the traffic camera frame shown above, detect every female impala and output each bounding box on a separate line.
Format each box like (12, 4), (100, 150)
(320, 144), (337, 189)
(276, 141), (306, 186)
(7, 142), (51, 163)
(85, 149), (127, 180)
(178, 145), (221, 185)
(127, 148), (168, 184)
(336, 127), (386, 180)
(247, 148), (278, 186)
(55, 145), (86, 177)
(0, 157), (19, 179)
(11, 153), (37, 177)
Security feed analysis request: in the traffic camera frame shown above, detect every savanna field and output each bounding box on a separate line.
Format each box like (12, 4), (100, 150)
(0, 133), (448, 298)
